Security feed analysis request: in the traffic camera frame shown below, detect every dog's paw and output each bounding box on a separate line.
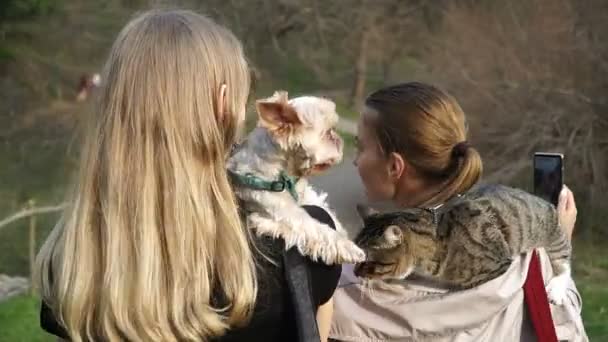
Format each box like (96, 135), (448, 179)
(547, 276), (568, 306)
(248, 214), (283, 239)
(334, 239), (366, 264)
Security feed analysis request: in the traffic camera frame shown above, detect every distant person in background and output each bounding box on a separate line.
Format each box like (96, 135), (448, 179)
(35, 9), (339, 342)
(75, 73), (100, 102)
(329, 82), (587, 342)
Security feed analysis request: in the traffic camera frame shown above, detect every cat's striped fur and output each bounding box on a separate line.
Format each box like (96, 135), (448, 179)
(354, 184), (571, 304)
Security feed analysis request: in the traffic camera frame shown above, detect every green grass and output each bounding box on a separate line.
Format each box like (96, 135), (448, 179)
(267, 57), (321, 94)
(571, 239), (608, 339)
(0, 139), (70, 275)
(335, 100), (359, 120)
(579, 283), (608, 338)
(0, 46), (16, 61)
(339, 129), (356, 155)
(0, 294), (55, 342)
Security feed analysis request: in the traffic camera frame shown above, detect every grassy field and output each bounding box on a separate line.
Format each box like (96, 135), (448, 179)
(0, 140), (70, 275)
(571, 240), (608, 338)
(335, 100), (360, 120)
(0, 294), (55, 341)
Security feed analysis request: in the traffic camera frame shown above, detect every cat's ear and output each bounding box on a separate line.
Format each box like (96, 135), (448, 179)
(356, 204), (378, 220)
(256, 91), (301, 130)
(383, 225), (403, 247)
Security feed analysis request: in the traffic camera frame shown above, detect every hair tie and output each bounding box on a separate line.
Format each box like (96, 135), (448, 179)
(452, 141), (469, 158)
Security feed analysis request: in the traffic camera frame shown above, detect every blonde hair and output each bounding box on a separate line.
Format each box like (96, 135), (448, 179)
(365, 82), (483, 206)
(35, 9), (255, 341)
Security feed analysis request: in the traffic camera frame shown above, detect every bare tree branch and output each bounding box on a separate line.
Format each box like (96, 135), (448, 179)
(0, 204), (65, 231)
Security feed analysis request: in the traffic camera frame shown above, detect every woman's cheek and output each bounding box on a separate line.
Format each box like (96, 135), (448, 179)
(357, 157), (382, 200)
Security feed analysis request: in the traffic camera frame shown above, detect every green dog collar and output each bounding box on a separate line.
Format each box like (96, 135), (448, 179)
(228, 170), (299, 201)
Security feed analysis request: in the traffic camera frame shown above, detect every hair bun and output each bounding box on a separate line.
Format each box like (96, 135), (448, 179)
(452, 141), (470, 158)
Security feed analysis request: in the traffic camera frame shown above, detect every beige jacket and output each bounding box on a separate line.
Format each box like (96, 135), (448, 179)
(330, 250), (588, 342)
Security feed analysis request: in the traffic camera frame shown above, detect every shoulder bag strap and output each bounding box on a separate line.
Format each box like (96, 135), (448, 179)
(523, 249), (559, 342)
(283, 247), (321, 342)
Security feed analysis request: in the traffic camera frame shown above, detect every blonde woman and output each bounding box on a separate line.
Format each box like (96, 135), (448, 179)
(35, 10), (339, 342)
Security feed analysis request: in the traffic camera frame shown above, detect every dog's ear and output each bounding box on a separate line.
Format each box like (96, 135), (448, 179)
(356, 204), (379, 220)
(256, 91), (301, 130)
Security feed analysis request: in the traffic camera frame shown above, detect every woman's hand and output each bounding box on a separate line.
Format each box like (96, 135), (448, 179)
(557, 185), (577, 240)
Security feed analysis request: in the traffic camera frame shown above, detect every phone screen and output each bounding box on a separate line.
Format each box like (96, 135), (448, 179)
(533, 154), (563, 206)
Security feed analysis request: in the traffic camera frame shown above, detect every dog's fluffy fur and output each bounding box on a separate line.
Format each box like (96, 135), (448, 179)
(227, 91), (365, 265)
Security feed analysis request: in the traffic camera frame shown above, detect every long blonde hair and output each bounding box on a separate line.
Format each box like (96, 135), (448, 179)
(35, 9), (255, 341)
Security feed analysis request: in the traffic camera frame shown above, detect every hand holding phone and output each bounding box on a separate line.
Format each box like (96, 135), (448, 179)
(557, 186), (577, 239)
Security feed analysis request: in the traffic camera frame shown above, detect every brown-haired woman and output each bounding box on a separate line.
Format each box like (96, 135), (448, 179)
(329, 82), (587, 341)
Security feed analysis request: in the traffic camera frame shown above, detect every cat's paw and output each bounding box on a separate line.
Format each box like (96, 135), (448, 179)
(547, 276), (568, 306)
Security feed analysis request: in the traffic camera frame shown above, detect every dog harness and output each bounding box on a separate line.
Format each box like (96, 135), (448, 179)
(228, 170), (300, 201)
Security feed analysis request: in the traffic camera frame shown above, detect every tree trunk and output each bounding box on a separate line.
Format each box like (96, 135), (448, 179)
(382, 50), (401, 86)
(350, 29), (370, 110)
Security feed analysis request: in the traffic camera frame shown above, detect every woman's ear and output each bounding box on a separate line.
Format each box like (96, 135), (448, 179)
(216, 84), (228, 122)
(388, 152), (406, 181)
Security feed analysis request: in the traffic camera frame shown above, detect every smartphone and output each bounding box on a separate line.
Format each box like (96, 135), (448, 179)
(533, 152), (564, 206)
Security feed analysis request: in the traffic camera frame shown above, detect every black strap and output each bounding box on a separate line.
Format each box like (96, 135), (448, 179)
(283, 205), (336, 342)
(283, 247), (321, 342)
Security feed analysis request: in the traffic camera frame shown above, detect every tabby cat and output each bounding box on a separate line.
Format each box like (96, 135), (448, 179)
(354, 184), (571, 305)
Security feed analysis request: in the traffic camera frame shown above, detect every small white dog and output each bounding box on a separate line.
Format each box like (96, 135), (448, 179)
(227, 91), (365, 265)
